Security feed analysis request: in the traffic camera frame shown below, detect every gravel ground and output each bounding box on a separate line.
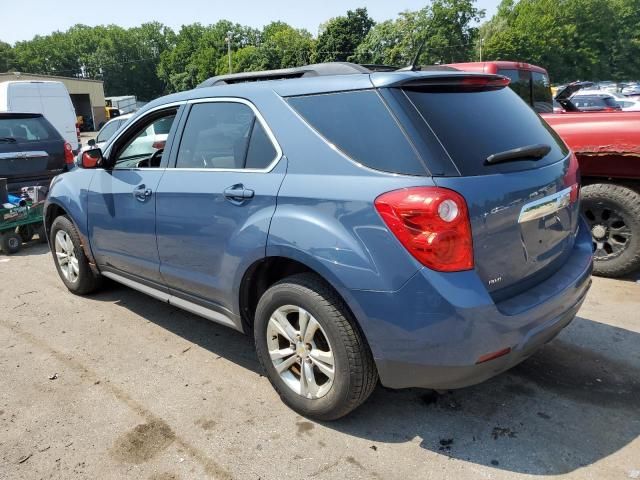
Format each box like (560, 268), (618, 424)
(1, 242), (639, 480)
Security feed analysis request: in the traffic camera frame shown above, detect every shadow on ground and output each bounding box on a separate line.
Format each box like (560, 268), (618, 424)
(91, 282), (640, 476)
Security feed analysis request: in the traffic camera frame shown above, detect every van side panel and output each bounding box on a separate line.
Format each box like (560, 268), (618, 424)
(5, 82), (78, 149)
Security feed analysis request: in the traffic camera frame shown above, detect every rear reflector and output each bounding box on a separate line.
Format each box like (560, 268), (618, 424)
(63, 142), (75, 165)
(564, 152), (580, 203)
(375, 187), (474, 272)
(476, 347), (511, 364)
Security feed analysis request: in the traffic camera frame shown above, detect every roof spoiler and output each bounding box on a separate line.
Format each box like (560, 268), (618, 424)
(197, 62), (371, 88)
(375, 73), (511, 90)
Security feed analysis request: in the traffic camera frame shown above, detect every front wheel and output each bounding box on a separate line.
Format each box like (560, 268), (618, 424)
(50, 215), (101, 294)
(254, 273), (377, 420)
(582, 183), (640, 278)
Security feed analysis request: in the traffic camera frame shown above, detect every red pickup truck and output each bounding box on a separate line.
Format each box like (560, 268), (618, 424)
(449, 61), (640, 278)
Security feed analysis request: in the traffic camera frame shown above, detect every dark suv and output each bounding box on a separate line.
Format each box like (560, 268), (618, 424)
(0, 113), (73, 193)
(45, 63), (593, 420)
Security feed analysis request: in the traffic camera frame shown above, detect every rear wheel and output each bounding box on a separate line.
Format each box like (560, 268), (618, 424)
(1, 231), (22, 254)
(582, 183), (640, 277)
(254, 273), (377, 420)
(51, 215), (101, 294)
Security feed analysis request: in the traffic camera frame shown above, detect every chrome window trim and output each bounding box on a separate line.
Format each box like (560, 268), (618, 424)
(518, 186), (572, 224)
(173, 96), (283, 173)
(104, 97), (283, 173)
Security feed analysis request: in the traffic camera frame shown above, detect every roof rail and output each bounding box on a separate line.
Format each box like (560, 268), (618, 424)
(197, 62), (372, 88)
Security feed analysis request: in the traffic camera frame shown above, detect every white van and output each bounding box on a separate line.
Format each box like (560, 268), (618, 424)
(0, 81), (79, 150)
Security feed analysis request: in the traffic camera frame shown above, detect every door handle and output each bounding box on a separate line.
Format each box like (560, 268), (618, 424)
(223, 184), (254, 203)
(133, 184), (152, 202)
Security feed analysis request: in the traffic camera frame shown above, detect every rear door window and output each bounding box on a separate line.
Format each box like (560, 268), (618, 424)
(175, 102), (278, 170)
(403, 85), (569, 176)
(287, 90), (427, 175)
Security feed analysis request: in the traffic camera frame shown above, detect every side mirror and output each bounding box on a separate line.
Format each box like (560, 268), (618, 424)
(87, 139), (96, 147)
(79, 148), (103, 169)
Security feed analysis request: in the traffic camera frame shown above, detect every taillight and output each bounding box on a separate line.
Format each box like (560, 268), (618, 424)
(152, 140), (166, 150)
(564, 152), (580, 203)
(63, 142), (75, 165)
(374, 187), (474, 272)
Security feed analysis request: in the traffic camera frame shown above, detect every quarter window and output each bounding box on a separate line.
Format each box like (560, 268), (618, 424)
(287, 90), (426, 175)
(175, 102), (278, 170)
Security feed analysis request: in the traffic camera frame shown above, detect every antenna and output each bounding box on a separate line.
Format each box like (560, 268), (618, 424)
(398, 38), (428, 72)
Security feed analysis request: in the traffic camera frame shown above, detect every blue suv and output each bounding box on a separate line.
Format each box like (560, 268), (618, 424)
(45, 63), (593, 420)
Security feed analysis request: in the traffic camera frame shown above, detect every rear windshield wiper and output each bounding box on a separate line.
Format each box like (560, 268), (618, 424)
(0, 137), (17, 143)
(485, 144), (551, 165)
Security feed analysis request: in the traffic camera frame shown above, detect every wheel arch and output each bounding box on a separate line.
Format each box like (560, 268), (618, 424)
(237, 252), (375, 354)
(45, 200), (99, 274)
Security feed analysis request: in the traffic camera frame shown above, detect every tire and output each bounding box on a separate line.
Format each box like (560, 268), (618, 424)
(50, 215), (101, 294)
(254, 273), (377, 420)
(1, 231), (22, 254)
(581, 183), (640, 277)
(17, 224), (35, 243)
(35, 224), (48, 244)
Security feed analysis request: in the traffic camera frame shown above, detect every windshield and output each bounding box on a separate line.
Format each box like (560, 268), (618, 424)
(97, 120), (122, 143)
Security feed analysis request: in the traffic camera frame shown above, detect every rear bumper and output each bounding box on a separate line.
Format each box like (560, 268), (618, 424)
(348, 218), (593, 390)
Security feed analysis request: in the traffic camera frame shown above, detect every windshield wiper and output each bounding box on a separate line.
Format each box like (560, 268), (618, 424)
(0, 137), (17, 143)
(485, 144), (551, 165)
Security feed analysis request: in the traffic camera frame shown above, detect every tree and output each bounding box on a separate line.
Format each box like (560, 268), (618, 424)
(355, 1), (484, 66)
(480, 0), (624, 83)
(0, 41), (14, 72)
(314, 8), (374, 62)
(157, 21), (259, 91)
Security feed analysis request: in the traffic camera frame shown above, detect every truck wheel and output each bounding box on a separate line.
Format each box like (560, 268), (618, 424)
(582, 183), (640, 277)
(50, 215), (101, 294)
(254, 273), (378, 420)
(1, 231), (22, 254)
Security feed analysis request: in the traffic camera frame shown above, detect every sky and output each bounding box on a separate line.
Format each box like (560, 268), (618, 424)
(2, 0), (500, 44)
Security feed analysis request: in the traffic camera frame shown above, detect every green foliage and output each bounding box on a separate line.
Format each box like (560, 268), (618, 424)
(354, 0), (484, 66)
(5, 23), (173, 100)
(314, 8), (375, 62)
(2, 0), (637, 100)
(480, 0), (640, 82)
(0, 41), (16, 72)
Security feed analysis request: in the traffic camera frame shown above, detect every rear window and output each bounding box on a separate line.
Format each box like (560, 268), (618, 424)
(287, 90), (427, 175)
(498, 69), (531, 105)
(403, 86), (569, 176)
(0, 116), (57, 142)
(532, 71), (553, 113)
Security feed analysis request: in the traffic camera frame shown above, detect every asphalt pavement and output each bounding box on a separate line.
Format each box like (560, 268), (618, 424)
(1, 242), (639, 479)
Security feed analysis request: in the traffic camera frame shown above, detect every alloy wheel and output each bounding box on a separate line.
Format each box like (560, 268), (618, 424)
(266, 305), (335, 399)
(54, 230), (79, 283)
